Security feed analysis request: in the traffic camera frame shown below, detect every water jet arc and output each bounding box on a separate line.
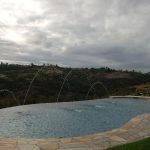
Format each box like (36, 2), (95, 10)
(0, 89), (19, 105)
(86, 81), (109, 99)
(23, 68), (43, 105)
(57, 70), (72, 102)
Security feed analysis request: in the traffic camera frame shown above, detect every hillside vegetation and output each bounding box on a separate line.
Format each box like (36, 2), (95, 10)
(0, 62), (150, 108)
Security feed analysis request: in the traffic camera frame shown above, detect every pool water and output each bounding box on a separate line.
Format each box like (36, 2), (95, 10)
(0, 98), (150, 138)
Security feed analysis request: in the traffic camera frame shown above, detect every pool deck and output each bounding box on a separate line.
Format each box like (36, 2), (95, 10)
(0, 113), (150, 150)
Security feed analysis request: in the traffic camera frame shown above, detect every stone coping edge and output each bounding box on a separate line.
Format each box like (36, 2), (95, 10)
(110, 95), (150, 100)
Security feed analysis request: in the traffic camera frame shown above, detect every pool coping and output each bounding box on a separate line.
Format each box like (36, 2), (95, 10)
(110, 95), (150, 100)
(0, 113), (149, 150)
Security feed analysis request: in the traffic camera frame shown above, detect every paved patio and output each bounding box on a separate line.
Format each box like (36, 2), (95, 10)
(0, 113), (149, 150)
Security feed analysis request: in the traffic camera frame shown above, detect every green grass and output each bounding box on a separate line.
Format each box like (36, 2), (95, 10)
(107, 137), (150, 150)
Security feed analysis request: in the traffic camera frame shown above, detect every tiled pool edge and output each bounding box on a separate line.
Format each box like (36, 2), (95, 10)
(0, 113), (150, 150)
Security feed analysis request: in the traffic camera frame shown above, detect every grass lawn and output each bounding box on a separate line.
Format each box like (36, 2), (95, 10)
(107, 137), (150, 150)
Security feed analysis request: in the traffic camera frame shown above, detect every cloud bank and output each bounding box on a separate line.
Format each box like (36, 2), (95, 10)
(0, 0), (150, 72)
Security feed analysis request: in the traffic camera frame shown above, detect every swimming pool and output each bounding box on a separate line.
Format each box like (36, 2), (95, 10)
(0, 98), (150, 138)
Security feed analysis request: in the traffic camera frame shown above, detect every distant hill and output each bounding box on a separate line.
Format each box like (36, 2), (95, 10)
(0, 63), (150, 108)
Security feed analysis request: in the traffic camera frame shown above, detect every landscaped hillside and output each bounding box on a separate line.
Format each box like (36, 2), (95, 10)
(0, 62), (150, 108)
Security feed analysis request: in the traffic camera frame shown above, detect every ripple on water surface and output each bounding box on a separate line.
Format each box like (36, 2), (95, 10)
(0, 98), (150, 138)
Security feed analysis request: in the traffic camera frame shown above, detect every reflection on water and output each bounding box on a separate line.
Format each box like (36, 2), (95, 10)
(95, 105), (104, 108)
(0, 98), (150, 138)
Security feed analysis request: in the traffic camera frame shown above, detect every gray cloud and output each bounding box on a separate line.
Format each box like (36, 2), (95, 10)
(0, 0), (150, 72)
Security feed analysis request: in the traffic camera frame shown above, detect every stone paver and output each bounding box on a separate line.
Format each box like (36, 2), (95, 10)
(0, 113), (150, 150)
(38, 142), (59, 150)
(17, 144), (40, 150)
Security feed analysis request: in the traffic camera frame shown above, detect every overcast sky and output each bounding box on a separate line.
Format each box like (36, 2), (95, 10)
(0, 0), (150, 72)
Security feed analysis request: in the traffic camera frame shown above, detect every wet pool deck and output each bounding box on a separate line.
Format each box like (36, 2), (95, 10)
(0, 113), (149, 150)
